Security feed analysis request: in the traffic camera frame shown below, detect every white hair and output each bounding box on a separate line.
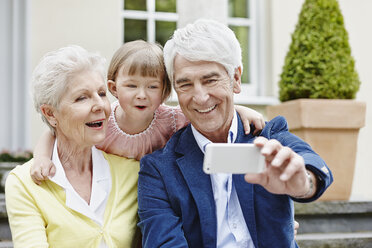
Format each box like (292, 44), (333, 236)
(163, 19), (242, 85)
(32, 45), (106, 132)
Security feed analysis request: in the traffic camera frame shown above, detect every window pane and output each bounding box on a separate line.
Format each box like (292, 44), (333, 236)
(124, 19), (147, 42)
(124, 0), (146, 11)
(229, 0), (249, 18)
(155, 21), (176, 46)
(230, 25), (250, 84)
(155, 0), (176, 12)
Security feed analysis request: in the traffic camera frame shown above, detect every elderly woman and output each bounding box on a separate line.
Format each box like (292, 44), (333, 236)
(5, 46), (140, 247)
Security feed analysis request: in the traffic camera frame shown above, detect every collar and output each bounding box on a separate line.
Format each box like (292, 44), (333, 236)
(50, 141), (110, 187)
(50, 140), (111, 224)
(191, 110), (238, 153)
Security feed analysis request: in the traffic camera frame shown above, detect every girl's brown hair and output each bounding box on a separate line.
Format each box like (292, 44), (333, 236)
(107, 40), (171, 102)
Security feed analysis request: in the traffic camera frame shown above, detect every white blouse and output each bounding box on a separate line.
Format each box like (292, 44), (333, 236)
(50, 140), (112, 248)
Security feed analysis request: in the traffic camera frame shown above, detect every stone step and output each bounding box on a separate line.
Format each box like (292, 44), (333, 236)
(295, 201), (372, 234)
(296, 232), (372, 248)
(0, 241), (12, 248)
(295, 201), (372, 247)
(0, 194), (11, 241)
(0, 163), (17, 193)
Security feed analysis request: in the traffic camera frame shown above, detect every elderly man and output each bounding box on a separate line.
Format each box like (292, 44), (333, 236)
(138, 19), (333, 248)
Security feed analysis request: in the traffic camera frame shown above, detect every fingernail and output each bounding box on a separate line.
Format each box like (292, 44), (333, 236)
(261, 148), (269, 154)
(280, 174), (288, 181)
(272, 158), (280, 166)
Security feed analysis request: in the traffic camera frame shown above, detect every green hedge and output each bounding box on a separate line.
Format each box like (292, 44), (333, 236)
(0, 151), (33, 163)
(279, 0), (360, 102)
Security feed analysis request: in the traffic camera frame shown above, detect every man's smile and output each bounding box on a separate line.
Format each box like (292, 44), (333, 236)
(196, 105), (217, 113)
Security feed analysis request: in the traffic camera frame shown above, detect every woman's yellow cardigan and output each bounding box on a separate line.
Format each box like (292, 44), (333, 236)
(5, 152), (140, 248)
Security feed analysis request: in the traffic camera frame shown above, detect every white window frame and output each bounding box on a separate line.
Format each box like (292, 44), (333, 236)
(228, 0), (277, 105)
(228, 1), (258, 97)
(122, 0), (178, 43)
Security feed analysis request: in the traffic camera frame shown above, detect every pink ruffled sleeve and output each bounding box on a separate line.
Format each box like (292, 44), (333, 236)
(96, 102), (190, 161)
(169, 105), (189, 131)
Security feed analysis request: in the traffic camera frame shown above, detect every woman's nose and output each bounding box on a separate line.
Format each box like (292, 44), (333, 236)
(92, 95), (104, 112)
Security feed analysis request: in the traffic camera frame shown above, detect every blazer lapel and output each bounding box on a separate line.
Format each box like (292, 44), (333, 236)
(234, 114), (259, 247)
(175, 126), (217, 247)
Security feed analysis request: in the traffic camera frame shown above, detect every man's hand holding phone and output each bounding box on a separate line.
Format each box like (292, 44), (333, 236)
(244, 137), (316, 199)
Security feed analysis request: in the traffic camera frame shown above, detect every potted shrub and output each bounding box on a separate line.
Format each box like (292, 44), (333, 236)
(267, 0), (366, 200)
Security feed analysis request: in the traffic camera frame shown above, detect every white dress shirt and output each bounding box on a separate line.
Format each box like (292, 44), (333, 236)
(50, 141), (112, 248)
(191, 111), (255, 248)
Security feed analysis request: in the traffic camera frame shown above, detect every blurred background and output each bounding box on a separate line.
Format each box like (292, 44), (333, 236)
(0, 0), (371, 202)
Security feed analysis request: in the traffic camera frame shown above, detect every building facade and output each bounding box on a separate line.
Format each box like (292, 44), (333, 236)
(1, 0), (371, 201)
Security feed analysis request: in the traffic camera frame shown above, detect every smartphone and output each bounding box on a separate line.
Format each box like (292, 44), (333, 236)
(203, 143), (266, 174)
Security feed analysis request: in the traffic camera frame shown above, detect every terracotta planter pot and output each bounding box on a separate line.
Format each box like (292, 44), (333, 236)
(267, 99), (366, 201)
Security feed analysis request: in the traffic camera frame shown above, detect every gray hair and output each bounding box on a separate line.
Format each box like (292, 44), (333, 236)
(163, 19), (242, 85)
(32, 45), (106, 132)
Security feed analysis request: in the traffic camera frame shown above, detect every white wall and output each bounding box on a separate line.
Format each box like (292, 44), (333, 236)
(30, 0), (122, 149)
(270, 0), (372, 201)
(340, 0), (372, 201)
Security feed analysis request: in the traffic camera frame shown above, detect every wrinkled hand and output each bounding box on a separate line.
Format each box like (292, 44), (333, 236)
(244, 137), (310, 197)
(30, 156), (56, 185)
(248, 113), (265, 136)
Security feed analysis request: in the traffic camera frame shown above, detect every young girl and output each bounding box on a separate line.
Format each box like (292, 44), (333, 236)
(31, 40), (265, 183)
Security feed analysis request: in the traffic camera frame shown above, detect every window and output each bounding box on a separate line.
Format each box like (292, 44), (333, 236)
(122, 0), (178, 46)
(122, 0), (273, 104)
(229, 0), (251, 86)
(228, 0), (261, 103)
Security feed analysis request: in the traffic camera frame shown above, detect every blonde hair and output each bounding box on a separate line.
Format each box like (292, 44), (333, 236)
(107, 40), (171, 102)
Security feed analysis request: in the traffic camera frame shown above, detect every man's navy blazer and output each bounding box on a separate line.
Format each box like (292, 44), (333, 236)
(138, 115), (333, 248)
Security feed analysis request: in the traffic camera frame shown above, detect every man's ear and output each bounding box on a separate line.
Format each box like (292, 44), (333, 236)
(40, 104), (57, 127)
(107, 80), (118, 98)
(232, 66), (242, 94)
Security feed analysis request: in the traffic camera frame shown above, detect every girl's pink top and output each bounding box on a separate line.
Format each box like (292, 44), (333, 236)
(96, 101), (189, 160)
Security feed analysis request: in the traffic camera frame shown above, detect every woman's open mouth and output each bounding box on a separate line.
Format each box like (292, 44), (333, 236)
(86, 120), (104, 128)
